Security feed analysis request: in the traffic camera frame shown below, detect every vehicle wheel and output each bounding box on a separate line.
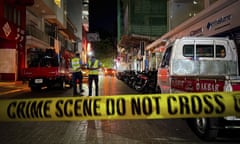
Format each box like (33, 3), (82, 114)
(134, 84), (141, 92)
(187, 118), (219, 141)
(69, 82), (73, 88)
(31, 86), (41, 91)
(131, 81), (136, 89)
(59, 80), (66, 90)
(156, 86), (161, 93)
(47, 85), (53, 90)
(67, 80), (73, 88)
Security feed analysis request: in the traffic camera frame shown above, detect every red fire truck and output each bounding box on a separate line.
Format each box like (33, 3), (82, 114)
(22, 49), (72, 91)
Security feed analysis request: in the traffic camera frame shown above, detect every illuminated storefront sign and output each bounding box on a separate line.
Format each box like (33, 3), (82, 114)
(206, 14), (232, 30)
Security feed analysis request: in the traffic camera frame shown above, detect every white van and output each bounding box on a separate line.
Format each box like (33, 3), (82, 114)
(157, 36), (240, 141)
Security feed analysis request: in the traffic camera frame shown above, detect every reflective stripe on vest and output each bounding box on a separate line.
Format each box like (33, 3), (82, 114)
(88, 59), (99, 75)
(71, 58), (81, 72)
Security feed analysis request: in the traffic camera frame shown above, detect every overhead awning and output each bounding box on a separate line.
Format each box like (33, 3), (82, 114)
(146, 39), (167, 52)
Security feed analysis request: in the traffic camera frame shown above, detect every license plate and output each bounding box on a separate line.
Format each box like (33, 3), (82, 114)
(35, 79), (43, 84)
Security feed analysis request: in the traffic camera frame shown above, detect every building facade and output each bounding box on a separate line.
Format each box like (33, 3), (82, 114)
(26, 0), (79, 76)
(146, 0), (240, 70)
(119, 0), (167, 39)
(168, 0), (218, 30)
(81, 0), (89, 64)
(0, 0), (34, 81)
(0, 0), (85, 81)
(118, 0), (168, 71)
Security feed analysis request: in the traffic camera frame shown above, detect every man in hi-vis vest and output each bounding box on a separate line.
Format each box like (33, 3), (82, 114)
(87, 55), (101, 96)
(71, 52), (84, 96)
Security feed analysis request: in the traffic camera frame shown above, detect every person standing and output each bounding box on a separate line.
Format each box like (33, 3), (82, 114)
(71, 52), (84, 96)
(87, 55), (101, 96)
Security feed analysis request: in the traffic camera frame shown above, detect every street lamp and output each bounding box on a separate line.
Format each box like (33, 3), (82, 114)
(88, 51), (93, 57)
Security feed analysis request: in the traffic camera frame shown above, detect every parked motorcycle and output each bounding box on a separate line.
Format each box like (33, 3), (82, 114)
(133, 70), (157, 93)
(133, 71), (147, 93)
(127, 70), (138, 88)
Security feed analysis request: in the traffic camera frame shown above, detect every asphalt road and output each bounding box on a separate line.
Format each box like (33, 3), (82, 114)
(0, 76), (240, 144)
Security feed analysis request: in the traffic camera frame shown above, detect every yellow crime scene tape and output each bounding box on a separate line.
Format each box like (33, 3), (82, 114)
(0, 92), (240, 121)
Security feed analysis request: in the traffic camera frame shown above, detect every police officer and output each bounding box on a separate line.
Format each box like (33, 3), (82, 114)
(71, 52), (84, 96)
(87, 55), (101, 96)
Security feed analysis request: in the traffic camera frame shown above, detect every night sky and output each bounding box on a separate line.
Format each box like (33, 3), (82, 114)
(89, 0), (117, 39)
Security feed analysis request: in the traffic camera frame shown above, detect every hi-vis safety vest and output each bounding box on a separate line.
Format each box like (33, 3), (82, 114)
(88, 59), (99, 75)
(71, 57), (81, 72)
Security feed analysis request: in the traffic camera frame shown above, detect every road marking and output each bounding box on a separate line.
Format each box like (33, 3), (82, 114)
(0, 88), (26, 96)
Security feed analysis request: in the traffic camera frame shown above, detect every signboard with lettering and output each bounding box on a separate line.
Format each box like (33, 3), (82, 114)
(171, 76), (225, 92)
(87, 33), (100, 42)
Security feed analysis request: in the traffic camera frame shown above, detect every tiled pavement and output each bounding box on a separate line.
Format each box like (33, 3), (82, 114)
(2, 118), (239, 144)
(0, 119), (204, 144)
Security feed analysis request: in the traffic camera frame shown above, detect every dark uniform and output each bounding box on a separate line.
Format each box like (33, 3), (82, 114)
(71, 53), (83, 96)
(87, 56), (101, 96)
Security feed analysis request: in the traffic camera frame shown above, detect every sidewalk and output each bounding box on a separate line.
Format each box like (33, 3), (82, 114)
(0, 81), (28, 96)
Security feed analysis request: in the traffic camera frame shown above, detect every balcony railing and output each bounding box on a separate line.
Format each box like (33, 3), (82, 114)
(26, 25), (50, 44)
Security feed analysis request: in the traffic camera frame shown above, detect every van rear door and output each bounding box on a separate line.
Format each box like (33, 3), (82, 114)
(158, 46), (172, 93)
